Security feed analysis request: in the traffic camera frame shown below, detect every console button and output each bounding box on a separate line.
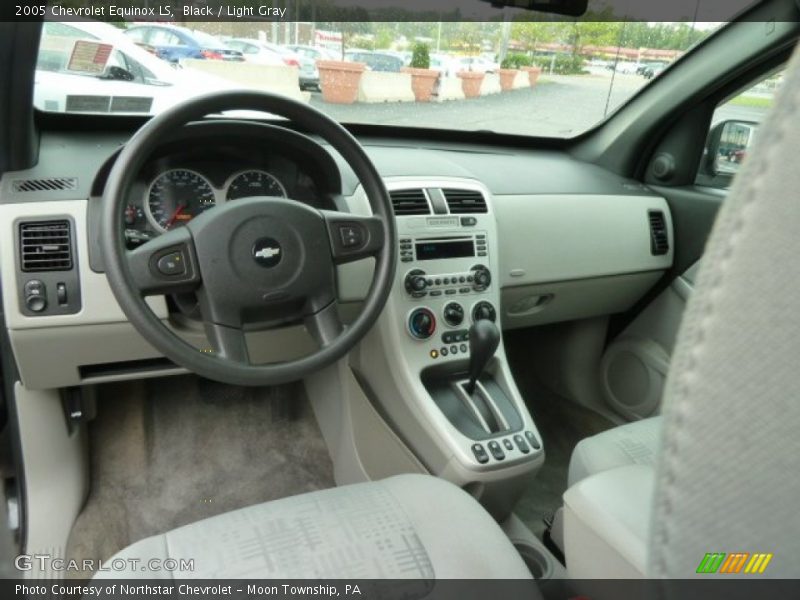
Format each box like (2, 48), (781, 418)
(445, 289), (456, 295)
(461, 216), (477, 226)
(24, 280), (45, 296)
(56, 282), (68, 305)
(459, 287), (471, 294)
(408, 308), (436, 340)
(339, 224), (364, 248)
(443, 302), (464, 327)
(525, 431), (541, 450)
(514, 434), (530, 454)
(471, 266), (492, 290)
(471, 443), (489, 464)
(460, 343), (468, 353)
(441, 347), (449, 356)
(450, 345), (458, 355)
(25, 294), (47, 313)
(430, 290), (442, 297)
(503, 439), (514, 451)
(459, 276), (466, 283)
(404, 270), (428, 295)
(472, 301), (497, 323)
(157, 251), (186, 276)
(487, 440), (505, 461)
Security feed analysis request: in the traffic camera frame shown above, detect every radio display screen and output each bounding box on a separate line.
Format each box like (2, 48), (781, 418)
(415, 240), (474, 261)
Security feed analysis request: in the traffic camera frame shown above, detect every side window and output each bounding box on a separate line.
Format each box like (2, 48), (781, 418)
(149, 29), (184, 47)
(125, 28), (148, 43)
(698, 67), (784, 188)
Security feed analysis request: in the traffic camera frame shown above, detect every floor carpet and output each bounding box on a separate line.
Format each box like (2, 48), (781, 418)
(66, 375), (334, 572)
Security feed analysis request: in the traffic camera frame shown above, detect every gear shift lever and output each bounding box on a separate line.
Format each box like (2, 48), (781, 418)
(465, 319), (500, 395)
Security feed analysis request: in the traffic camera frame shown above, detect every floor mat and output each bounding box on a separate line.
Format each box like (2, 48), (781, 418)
(506, 348), (614, 540)
(66, 375), (334, 569)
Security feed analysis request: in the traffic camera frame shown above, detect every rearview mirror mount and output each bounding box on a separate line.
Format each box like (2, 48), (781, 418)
(480, 0), (588, 17)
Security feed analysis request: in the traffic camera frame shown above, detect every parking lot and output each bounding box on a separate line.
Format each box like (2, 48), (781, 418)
(310, 72), (769, 138)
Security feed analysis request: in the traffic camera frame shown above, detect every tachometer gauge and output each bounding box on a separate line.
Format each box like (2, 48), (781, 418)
(225, 170), (287, 201)
(146, 169), (216, 233)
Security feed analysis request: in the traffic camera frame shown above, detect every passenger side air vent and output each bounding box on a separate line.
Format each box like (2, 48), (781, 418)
(390, 189), (430, 216)
(648, 210), (669, 256)
(442, 188), (487, 214)
(19, 220), (74, 272)
(13, 177), (78, 193)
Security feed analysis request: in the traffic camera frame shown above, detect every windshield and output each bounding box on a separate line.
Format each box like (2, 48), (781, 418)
(34, 20), (720, 138)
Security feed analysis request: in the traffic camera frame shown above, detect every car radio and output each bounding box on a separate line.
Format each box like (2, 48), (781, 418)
(400, 233), (487, 263)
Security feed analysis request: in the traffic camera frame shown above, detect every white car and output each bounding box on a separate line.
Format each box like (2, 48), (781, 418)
(226, 39), (320, 90)
(453, 56), (498, 74)
(34, 21), (235, 114)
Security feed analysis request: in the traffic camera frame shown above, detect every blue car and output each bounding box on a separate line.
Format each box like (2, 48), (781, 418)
(124, 24), (243, 64)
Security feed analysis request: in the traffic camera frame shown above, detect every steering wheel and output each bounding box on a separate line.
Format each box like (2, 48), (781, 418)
(101, 92), (396, 386)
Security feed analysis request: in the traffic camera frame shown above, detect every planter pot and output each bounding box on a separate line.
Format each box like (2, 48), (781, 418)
(498, 68), (519, 91)
(457, 71), (485, 98)
(521, 66), (542, 87)
(317, 60), (366, 104)
(402, 67), (440, 102)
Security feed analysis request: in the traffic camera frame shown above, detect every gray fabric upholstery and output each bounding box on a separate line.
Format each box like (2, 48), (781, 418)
(95, 474), (532, 579)
(648, 46), (800, 578)
(568, 417), (661, 486)
(564, 465), (654, 579)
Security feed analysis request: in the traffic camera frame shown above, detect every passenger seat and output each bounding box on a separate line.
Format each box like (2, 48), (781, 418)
(548, 416), (662, 555)
(568, 416), (662, 486)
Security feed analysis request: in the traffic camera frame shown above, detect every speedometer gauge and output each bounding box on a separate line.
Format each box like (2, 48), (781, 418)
(146, 169), (216, 233)
(225, 170), (287, 201)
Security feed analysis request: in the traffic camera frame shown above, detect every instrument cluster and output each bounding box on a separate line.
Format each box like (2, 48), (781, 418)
(123, 149), (325, 247)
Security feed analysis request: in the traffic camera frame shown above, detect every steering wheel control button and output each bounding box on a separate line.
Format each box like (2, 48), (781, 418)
(339, 224), (364, 248)
(472, 301), (497, 323)
(487, 440), (505, 461)
(471, 443), (489, 464)
(408, 308), (436, 340)
(514, 434), (530, 454)
(251, 237), (282, 268)
(525, 431), (541, 450)
(443, 302), (465, 327)
(156, 251), (187, 276)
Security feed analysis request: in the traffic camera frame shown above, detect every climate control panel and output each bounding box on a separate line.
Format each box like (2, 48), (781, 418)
(408, 308), (437, 340)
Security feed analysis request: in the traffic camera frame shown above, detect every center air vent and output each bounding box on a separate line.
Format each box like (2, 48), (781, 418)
(19, 220), (74, 272)
(442, 188), (487, 214)
(13, 177), (78, 193)
(390, 189), (430, 216)
(648, 210), (669, 256)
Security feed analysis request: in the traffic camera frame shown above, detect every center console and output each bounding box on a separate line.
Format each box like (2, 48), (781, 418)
(350, 177), (544, 517)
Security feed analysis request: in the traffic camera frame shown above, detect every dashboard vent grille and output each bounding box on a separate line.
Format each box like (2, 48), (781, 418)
(648, 210), (669, 256)
(390, 189), (430, 216)
(19, 220), (74, 272)
(442, 188), (487, 213)
(13, 177), (78, 193)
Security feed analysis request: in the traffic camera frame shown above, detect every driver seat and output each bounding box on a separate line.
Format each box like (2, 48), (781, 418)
(94, 474), (532, 579)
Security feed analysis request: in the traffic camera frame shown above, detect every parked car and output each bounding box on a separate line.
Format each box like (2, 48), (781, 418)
(226, 39), (319, 91)
(34, 21), (236, 114)
(124, 24), (243, 64)
(344, 51), (404, 72)
(285, 44), (340, 63)
(452, 56), (498, 74)
(642, 63), (667, 79)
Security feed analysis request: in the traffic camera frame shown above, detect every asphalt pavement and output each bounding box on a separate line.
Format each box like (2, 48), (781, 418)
(309, 72), (768, 138)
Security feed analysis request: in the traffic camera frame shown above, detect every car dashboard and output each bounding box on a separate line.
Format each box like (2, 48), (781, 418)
(0, 120), (673, 390)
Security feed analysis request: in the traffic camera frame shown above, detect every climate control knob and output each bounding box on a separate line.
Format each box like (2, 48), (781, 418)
(471, 265), (492, 291)
(472, 301), (497, 323)
(443, 302), (465, 327)
(408, 308), (437, 340)
(404, 269), (428, 296)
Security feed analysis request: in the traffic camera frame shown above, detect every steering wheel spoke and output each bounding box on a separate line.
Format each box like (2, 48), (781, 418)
(305, 302), (344, 348)
(203, 321), (250, 363)
(321, 211), (385, 264)
(126, 227), (201, 296)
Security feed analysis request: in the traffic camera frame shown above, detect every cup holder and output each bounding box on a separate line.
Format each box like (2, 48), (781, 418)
(514, 542), (553, 580)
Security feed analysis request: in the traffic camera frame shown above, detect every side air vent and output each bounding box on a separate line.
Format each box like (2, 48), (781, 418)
(442, 188), (487, 214)
(13, 177), (78, 193)
(19, 220), (74, 272)
(648, 210), (669, 256)
(390, 189), (430, 216)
